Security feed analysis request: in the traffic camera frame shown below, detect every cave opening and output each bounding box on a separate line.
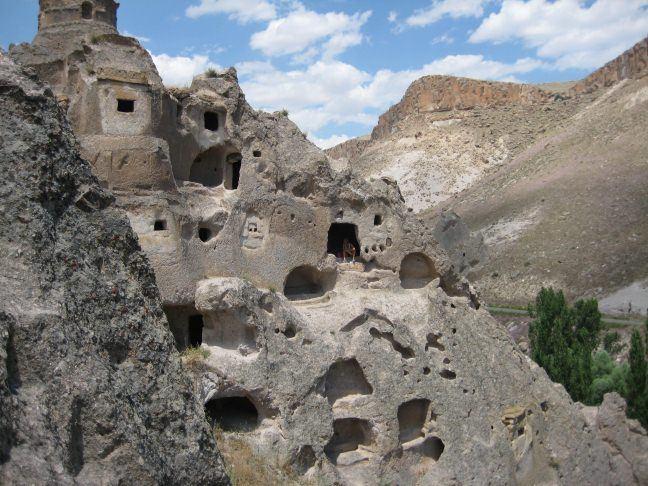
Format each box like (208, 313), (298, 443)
(284, 266), (335, 301)
(327, 223), (360, 259)
(188, 315), (203, 348)
(117, 99), (135, 113)
(205, 396), (259, 432)
(204, 111), (219, 131)
(224, 154), (242, 190)
(81, 1), (93, 20)
(399, 252), (440, 289)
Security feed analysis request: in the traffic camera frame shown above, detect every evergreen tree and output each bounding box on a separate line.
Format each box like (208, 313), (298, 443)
(529, 288), (602, 403)
(627, 328), (648, 427)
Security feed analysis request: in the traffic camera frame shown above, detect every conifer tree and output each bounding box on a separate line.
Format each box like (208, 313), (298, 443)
(627, 327), (648, 427)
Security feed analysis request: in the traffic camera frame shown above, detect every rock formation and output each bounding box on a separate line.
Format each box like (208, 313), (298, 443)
(0, 52), (228, 485)
(371, 76), (552, 141)
(3, 1), (648, 484)
(328, 36), (648, 312)
(571, 37), (648, 94)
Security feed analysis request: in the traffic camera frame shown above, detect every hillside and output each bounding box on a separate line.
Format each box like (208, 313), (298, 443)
(328, 37), (648, 313)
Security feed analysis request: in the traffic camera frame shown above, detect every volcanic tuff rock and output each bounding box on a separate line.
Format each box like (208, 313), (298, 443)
(0, 52), (228, 485)
(5, 1), (648, 484)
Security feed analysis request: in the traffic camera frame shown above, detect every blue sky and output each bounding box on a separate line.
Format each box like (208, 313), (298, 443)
(2, 1), (647, 147)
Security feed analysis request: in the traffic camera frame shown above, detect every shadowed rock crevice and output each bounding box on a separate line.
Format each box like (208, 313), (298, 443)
(369, 328), (415, 359)
(65, 397), (85, 476)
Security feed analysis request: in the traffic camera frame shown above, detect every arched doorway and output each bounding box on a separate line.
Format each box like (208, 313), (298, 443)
(81, 1), (93, 19)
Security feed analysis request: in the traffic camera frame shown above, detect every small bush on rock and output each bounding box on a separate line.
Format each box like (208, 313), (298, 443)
(181, 346), (210, 370)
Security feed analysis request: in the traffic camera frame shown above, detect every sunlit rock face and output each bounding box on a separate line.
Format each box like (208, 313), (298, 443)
(4, 2), (648, 484)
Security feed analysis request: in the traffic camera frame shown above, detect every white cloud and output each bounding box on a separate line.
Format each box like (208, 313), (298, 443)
(405, 0), (487, 27)
(470, 0), (648, 70)
(186, 0), (276, 23)
(309, 134), (351, 149)
(122, 31), (151, 43)
(249, 4), (372, 60)
(238, 55), (545, 134)
(151, 53), (221, 87)
(431, 34), (455, 45)
(388, 11), (398, 23)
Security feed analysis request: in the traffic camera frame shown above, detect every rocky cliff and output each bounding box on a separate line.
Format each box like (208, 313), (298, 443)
(371, 75), (552, 140)
(571, 37), (648, 94)
(4, 2), (648, 483)
(328, 36), (648, 312)
(0, 52), (228, 485)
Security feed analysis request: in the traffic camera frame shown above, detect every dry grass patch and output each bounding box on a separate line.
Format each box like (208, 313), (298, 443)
(180, 346), (210, 370)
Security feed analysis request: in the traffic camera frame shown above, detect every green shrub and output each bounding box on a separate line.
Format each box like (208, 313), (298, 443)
(205, 68), (219, 78)
(588, 351), (628, 404)
(603, 331), (625, 355)
(278, 109), (289, 117)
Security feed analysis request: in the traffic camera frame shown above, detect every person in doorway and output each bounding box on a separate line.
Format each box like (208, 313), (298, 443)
(342, 238), (356, 262)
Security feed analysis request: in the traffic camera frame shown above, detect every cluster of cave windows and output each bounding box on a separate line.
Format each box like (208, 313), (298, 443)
(189, 148), (242, 190)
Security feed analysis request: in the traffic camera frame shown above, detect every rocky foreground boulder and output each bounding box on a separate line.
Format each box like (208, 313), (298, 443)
(0, 52), (228, 485)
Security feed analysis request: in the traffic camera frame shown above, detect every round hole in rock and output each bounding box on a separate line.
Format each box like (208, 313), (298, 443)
(324, 418), (373, 465)
(418, 436), (445, 461)
(205, 396), (259, 432)
(198, 227), (212, 242)
(439, 369), (456, 380)
(283, 265), (336, 301)
(282, 326), (297, 339)
(399, 252), (440, 289)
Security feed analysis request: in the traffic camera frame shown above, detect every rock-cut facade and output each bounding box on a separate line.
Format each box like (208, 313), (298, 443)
(5, 1), (648, 484)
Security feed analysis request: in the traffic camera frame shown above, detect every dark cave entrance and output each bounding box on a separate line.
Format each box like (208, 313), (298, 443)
(204, 111), (219, 131)
(188, 315), (204, 348)
(224, 154), (242, 190)
(205, 396), (259, 432)
(81, 1), (93, 20)
(327, 223), (360, 259)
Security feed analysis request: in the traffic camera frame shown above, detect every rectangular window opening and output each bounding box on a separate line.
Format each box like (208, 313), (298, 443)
(204, 111), (219, 131)
(117, 99), (135, 113)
